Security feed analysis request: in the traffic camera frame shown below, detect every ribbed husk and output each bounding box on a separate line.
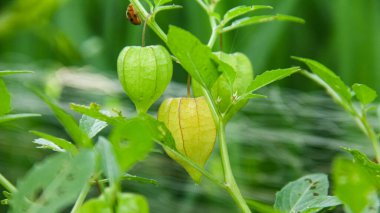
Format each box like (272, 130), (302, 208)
(117, 45), (173, 113)
(157, 97), (216, 183)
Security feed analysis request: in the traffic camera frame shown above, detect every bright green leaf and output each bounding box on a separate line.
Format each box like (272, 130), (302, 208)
(292, 57), (352, 104)
(153, 0), (172, 6)
(246, 199), (281, 213)
(78, 198), (112, 213)
(248, 67), (300, 92)
(96, 137), (121, 186)
(0, 113), (40, 123)
(11, 151), (95, 213)
(30, 130), (78, 154)
(167, 26), (220, 89)
(70, 103), (125, 126)
(0, 79), (11, 115)
(274, 174), (341, 213)
(222, 14), (305, 33)
(333, 157), (377, 213)
(80, 115), (108, 138)
(34, 89), (91, 147)
(344, 148), (380, 189)
(352, 83), (377, 106)
(0, 70), (33, 77)
(222, 5), (273, 25)
(109, 116), (154, 171)
(117, 193), (149, 213)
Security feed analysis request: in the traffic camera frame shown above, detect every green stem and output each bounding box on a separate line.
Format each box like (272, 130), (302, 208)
(131, 0), (167, 43)
(358, 112), (380, 163)
(70, 182), (91, 213)
(0, 173), (17, 193)
(200, 87), (251, 212)
(218, 120), (251, 213)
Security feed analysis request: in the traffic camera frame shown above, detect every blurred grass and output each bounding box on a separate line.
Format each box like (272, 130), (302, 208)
(0, 0), (379, 212)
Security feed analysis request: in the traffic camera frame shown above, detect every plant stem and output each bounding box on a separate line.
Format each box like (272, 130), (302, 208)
(358, 112), (380, 163)
(71, 182), (91, 213)
(0, 173), (17, 193)
(201, 87), (251, 212)
(218, 120), (251, 213)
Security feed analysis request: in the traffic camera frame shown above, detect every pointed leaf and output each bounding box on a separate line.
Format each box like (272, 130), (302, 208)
(223, 14), (305, 33)
(34, 90), (91, 147)
(248, 67), (300, 92)
(70, 103), (125, 125)
(0, 70), (33, 77)
(167, 26), (220, 89)
(293, 57), (352, 104)
(344, 148), (380, 189)
(0, 113), (40, 123)
(80, 115), (108, 138)
(274, 174), (341, 213)
(352, 83), (377, 106)
(0, 79), (11, 115)
(96, 137), (121, 185)
(11, 151), (95, 213)
(154, 0), (172, 6)
(223, 5), (273, 25)
(333, 157), (377, 213)
(30, 131), (78, 154)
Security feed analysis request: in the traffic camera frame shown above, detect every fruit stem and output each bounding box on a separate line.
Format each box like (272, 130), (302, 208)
(187, 75), (191, 98)
(0, 173), (17, 193)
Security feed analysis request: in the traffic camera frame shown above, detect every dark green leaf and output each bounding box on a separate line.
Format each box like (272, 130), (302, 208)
(96, 137), (121, 186)
(0, 70), (33, 77)
(333, 157), (377, 213)
(80, 115), (108, 138)
(34, 90), (91, 147)
(293, 57), (352, 104)
(248, 67), (300, 92)
(30, 130), (78, 154)
(352, 83), (377, 106)
(274, 174), (341, 213)
(11, 151), (95, 213)
(223, 14), (305, 33)
(0, 113), (40, 124)
(167, 26), (220, 89)
(0, 79), (11, 115)
(222, 5), (273, 25)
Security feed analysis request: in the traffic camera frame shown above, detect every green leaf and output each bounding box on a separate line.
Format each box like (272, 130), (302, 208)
(0, 113), (40, 123)
(122, 174), (158, 186)
(78, 198), (112, 213)
(109, 116), (154, 171)
(80, 114), (108, 138)
(0, 78), (11, 115)
(70, 103), (125, 126)
(167, 26), (220, 89)
(352, 83), (377, 105)
(0, 70), (33, 77)
(153, 0), (172, 6)
(117, 193), (149, 213)
(30, 130), (78, 154)
(344, 148), (380, 189)
(333, 157), (377, 213)
(274, 173), (341, 213)
(292, 57), (352, 104)
(246, 199), (281, 213)
(34, 90), (91, 147)
(248, 67), (300, 92)
(210, 53), (236, 85)
(11, 151), (95, 213)
(222, 14), (305, 33)
(96, 137), (121, 186)
(222, 5), (273, 25)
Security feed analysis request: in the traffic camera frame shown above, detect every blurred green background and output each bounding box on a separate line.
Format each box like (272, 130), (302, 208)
(0, 0), (379, 212)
